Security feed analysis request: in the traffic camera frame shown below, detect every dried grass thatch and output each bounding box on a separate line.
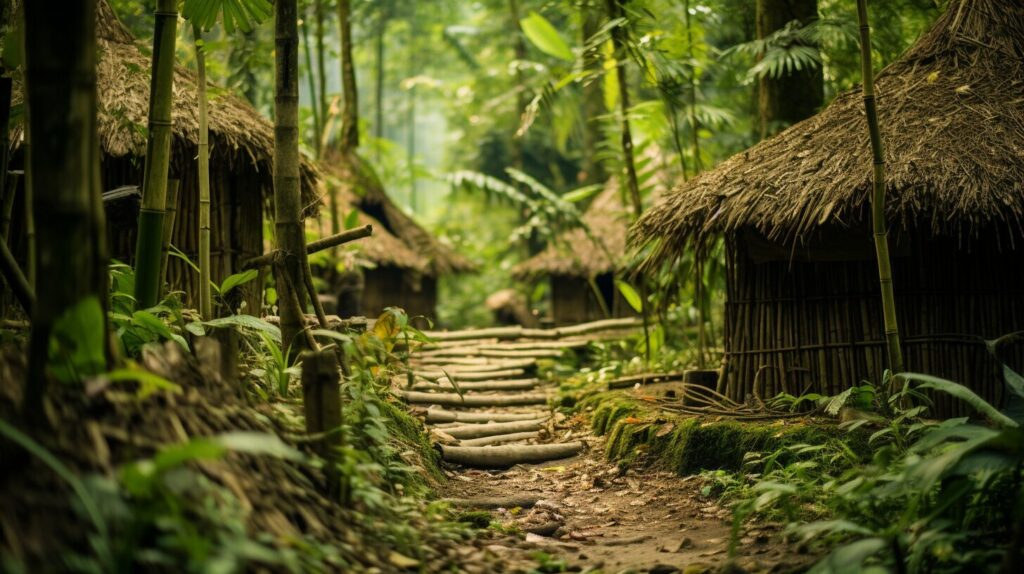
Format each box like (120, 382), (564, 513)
(318, 162), (428, 273)
(513, 178), (629, 279)
(325, 150), (475, 276)
(632, 0), (1024, 265)
(84, 1), (320, 211)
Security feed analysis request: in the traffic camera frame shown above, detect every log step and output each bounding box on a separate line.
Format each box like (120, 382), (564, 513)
(415, 368), (526, 382)
(439, 442), (585, 468)
(460, 431), (540, 447)
(423, 409), (548, 424)
(443, 418), (548, 440)
(412, 378), (539, 393)
(398, 390), (548, 407)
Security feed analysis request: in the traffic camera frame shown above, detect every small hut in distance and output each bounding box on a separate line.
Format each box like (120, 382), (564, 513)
(8, 1), (320, 314)
(514, 179), (636, 325)
(632, 0), (1024, 415)
(323, 151), (474, 321)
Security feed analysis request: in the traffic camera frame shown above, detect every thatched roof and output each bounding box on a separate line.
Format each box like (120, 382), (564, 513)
(318, 163), (428, 273)
(513, 178), (629, 279)
(87, 0), (320, 210)
(326, 150), (475, 276)
(632, 0), (1024, 266)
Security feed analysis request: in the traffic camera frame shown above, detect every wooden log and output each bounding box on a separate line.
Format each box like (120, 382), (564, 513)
(423, 317), (643, 342)
(460, 431), (540, 447)
(476, 340), (591, 351)
(607, 372), (685, 390)
(443, 419), (548, 440)
(439, 442), (585, 468)
(423, 409), (548, 424)
(243, 224), (373, 269)
(412, 378), (539, 393)
(414, 360), (534, 373)
(301, 350), (342, 496)
(416, 368), (526, 382)
(398, 391), (548, 407)
(442, 496), (540, 509)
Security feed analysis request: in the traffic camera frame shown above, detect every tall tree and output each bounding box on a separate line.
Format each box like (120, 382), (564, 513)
(579, 0), (606, 185)
(373, 4), (388, 163)
(338, 0), (358, 154)
(755, 0), (822, 139)
(133, 0), (178, 309)
(315, 0), (328, 156)
(276, 0), (308, 357)
(857, 0), (903, 373)
(24, 0), (108, 415)
(605, 0), (651, 363)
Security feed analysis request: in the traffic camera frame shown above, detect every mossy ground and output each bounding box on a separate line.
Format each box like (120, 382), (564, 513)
(575, 390), (868, 475)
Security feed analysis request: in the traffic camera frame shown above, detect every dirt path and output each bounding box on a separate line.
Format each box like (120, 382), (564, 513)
(404, 324), (804, 574)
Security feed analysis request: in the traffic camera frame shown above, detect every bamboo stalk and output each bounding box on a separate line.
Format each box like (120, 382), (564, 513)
(337, 0), (358, 153)
(0, 78), (11, 242)
(857, 0), (904, 374)
(159, 178), (179, 292)
(314, 0), (328, 154)
(0, 173), (17, 243)
(0, 237), (32, 314)
(194, 24), (213, 319)
(134, 0), (178, 308)
(300, 9), (321, 157)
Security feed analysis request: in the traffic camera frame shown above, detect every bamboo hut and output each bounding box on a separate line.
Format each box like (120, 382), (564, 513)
(514, 179), (636, 325)
(8, 1), (320, 312)
(322, 151), (474, 320)
(632, 0), (1024, 414)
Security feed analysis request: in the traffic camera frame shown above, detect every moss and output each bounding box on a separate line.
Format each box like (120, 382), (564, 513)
(380, 398), (444, 489)
(579, 391), (867, 475)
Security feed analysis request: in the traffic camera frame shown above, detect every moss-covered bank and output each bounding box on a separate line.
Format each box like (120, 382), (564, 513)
(579, 391), (868, 475)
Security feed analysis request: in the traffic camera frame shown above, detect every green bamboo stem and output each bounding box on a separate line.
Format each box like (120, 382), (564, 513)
(606, 0), (651, 363)
(300, 9), (321, 158)
(337, 0), (358, 153)
(134, 0), (178, 309)
(0, 77), (11, 240)
(315, 0), (328, 151)
(0, 174), (16, 243)
(857, 0), (904, 374)
(159, 178), (180, 290)
(194, 24), (213, 320)
(373, 7), (386, 163)
(276, 0), (307, 361)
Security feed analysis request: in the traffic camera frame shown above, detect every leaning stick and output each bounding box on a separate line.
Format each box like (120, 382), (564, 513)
(0, 236), (33, 314)
(439, 442), (585, 468)
(442, 418), (548, 440)
(398, 391), (548, 407)
(607, 372), (685, 389)
(460, 431), (540, 447)
(423, 409), (547, 424)
(243, 224), (373, 269)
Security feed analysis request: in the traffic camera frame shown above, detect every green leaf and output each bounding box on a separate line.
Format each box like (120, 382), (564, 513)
(49, 296), (108, 384)
(614, 280), (643, 313)
(520, 11), (574, 61)
(218, 269), (259, 296)
(809, 537), (888, 574)
(902, 372), (1019, 429)
(205, 315), (282, 345)
(212, 431), (307, 462)
(562, 184), (603, 203)
(103, 367), (182, 399)
(310, 329), (352, 344)
(344, 209), (360, 230)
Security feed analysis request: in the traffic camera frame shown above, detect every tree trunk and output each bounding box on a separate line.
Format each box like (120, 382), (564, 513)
(756, 0), (822, 139)
(856, 0), (903, 373)
(133, 0), (178, 309)
(406, 2), (418, 213)
(315, 0), (328, 155)
(24, 0), (108, 417)
(275, 0), (307, 358)
(373, 8), (387, 162)
(194, 25), (213, 319)
(338, 0), (358, 153)
(605, 0), (651, 363)
(301, 9), (321, 158)
(579, 1), (607, 185)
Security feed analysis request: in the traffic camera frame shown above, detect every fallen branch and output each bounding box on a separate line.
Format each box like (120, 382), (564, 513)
(607, 372), (685, 390)
(460, 431), (540, 447)
(443, 418), (548, 440)
(442, 496), (540, 509)
(243, 224), (373, 269)
(398, 390), (548, 407)
(423, 409), (547, 424)
(438, 442), (585, 468)
(0, 236), (33, 314)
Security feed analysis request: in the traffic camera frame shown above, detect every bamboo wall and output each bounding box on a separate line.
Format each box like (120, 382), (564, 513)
(362, 265), (438, 321)
(721, 230), (1024, 416)
(102, 154), (264, 314)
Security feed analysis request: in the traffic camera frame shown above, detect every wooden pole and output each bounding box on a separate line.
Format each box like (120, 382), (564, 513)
(857, 0), (904, 374)
(0, 237), (32, 314)
(301, 349), (342, 497)
(243, 224), (372, 269)
(159, 178), (179, 291)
